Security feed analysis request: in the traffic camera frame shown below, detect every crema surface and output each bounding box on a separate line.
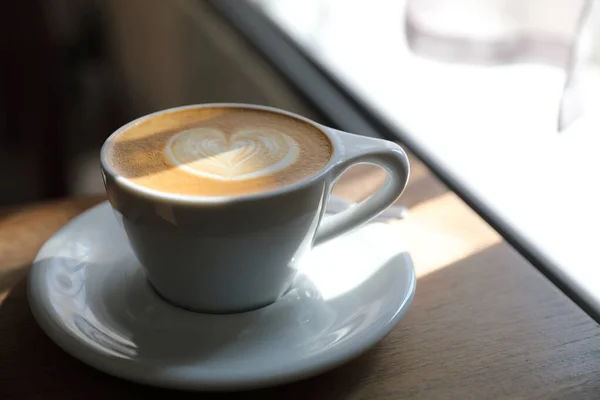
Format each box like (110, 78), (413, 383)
(106, 107), (332, 196)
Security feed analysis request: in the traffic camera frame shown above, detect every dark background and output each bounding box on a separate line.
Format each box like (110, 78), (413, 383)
(0, 0), (324, 206)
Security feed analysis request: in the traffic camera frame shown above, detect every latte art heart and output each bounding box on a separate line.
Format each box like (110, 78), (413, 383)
(165, 128), (300, 181)
(107, 107), (333, 196)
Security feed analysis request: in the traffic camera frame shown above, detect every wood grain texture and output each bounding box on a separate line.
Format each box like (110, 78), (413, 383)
(1, 157), (600, 399)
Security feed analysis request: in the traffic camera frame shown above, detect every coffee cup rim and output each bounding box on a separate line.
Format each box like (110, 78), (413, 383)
(100, 103), (338, 205)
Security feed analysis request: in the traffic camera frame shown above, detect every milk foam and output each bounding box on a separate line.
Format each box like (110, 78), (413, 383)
(106, 107), (333, 197)
(165, 127), (300, 181)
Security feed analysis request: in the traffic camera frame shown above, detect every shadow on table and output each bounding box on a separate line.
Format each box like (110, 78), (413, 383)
(3, 243), (599, 399)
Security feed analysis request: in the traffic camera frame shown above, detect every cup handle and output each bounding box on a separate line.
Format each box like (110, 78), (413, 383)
(314, 129), (410, 245)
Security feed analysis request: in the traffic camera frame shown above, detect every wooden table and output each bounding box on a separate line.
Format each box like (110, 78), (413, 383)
(2, 154), (600, 399)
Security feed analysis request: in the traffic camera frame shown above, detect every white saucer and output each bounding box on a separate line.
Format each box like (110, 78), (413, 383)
(28, 202), (415, 391)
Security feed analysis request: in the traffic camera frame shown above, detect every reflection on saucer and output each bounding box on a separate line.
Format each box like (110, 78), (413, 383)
(304, 222), (409, 301)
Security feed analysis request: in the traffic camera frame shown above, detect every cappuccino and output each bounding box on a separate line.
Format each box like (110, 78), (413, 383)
(105, 107), (332, 196)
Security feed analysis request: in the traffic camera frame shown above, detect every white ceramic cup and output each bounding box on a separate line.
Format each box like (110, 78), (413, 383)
(100, 104), (410, 313)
